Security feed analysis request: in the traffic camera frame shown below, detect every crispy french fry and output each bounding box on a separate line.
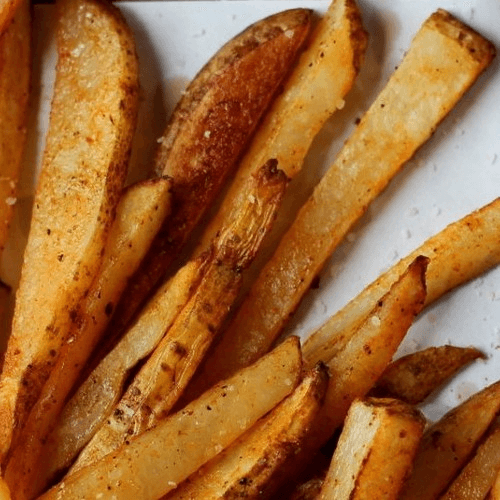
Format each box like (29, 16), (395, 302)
(4, 177), (172, 499)
(0, 0), (139, 464)
(40, 337), (302, 500)
(70, 161), (288, 473)
(188, 9), (496, 396)
(0, 0), (30, 257)
(439, 421), (500, 500)
(318, 398), (425, 500)
(370, 345), (485, 405)
(304, 197), (500, 370)
(106, 8), (313, 339)
(166, 363), (328, 500)
(399, 380), (500, 500)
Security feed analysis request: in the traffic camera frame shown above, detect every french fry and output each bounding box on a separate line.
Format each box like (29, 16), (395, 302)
(304, 197), (500, 370)
(317, 398), (425, 500)
(70, 161), (288, 473)
(187, 9), (496, 396)
(0, 477), (9, 500)
(491, 469), (500, 500)
(40, 337), (303, 500)
(370, 345), (485, 405)
(165, 363), (328, 500)
(439, 421), (500, 500)
(3, 177), (172, 499)
(399, 380), (500, 500)
(106, 8), (313, 339)
(0, 0), (30, 257)
(0, 0), (21, 37)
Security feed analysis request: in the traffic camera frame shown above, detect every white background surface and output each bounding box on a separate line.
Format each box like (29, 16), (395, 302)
(2, 0), (499, 422)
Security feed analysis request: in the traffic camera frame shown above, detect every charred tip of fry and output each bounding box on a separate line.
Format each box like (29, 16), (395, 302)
(345, 0), (369, 73)
(254, 158), (290, 186)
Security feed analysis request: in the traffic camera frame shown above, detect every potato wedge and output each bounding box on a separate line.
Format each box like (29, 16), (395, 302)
(304, 197), (500, 370)
(439, 421), (500, 500)
(40, 337), (302, 500)
(106, 8), (312, 338)
(166, 363), (328, 500)
(370, 346), (485, 405)
(3, 177), (172, 499)
(0, 0), (139, 464)
(318, 398), (425, 500)
(70, 161), (288, 473)
(189, 8), (496, 395)
(400, 380), (500, 500)
(0, 0), (30, 257)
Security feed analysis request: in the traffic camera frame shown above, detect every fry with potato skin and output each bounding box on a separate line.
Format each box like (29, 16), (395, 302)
(318, 398), (425, 500)
(106, 8), (313, 339)
(40, 337), (303, 500)
(165, 363), (329, 500)
(187, 8), (496, 396)
(0, 0), (139, 465)
(400, 379), (500, 500)
(369, 345), (485, 405)
(4, 177), (172, 499)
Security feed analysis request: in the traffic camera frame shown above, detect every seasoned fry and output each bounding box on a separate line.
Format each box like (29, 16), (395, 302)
(106, 8), (312, 338)
(370, 345), (485, 405)
(70, 161), (288, 473)
(304, 197), (500, 370)
(0, 0), (139, 464)
(166, 363), (328, 500)
(0, 0), (30, 257)
(40, 337), (302, 500)
(400, 380), (500, 500)
(439, 421), (500, 500)
(318, 398), (425, 500)
(188, 8), (496, 395)
(3, 177), (172, 499)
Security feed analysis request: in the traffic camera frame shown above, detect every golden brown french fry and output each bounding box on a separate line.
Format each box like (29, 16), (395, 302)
(40, 337), (302, 500)
(304, 197), (500, 371)
(318, 398), (425, 500)
(399, 380), (500, 500)
(70, 161), (288, 473)
(3, 177), (172, 499)
(0, 0), (139, 465)
(439, 421), (500, 500)
(0, 0), (30, 257)
(165, 363), (328, 500)
(188, 9), (496, 396)
(39, 256), (207, 490)
(106, 8), (313, 338)
(370, 345), (485, 405)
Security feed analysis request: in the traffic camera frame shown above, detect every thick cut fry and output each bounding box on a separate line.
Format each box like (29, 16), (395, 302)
(318, 398), (425, 500)
(370, 345), (485, 404)
(0, 0), (30, 256)
(40, 337), (302, 500)
(4, 178), (172, 500)
(439, 421), (500, 500)
(0, 0), (139, 464)
(189, 9), (496, 394)
(400, 380), (500, 500)
(70, 161), (288, 473)
(166, 363), (328, 500)
(39, 257), (207, 489)
(304, 197), (500, 370)
(106, 8), (312, 338)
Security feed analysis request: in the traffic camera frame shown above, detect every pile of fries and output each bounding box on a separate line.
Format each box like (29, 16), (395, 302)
(0, 0), (499, 498)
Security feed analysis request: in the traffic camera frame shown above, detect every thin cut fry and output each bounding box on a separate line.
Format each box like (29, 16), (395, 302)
(4, 177), (172, 499)
(399, 380), (500, 500)
(370, 345), (485, 405)
(0, 0), (30, 256)
(189, 8), (496, 395)
(439, 421), (500, 500)
(40, 337), (302, 500)
(0, 0), (139, 464)
(318, 398), (425, 500)
(166, 363), (328, 500)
